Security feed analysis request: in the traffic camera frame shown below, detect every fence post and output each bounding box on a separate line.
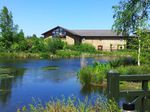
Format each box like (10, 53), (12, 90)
(107, 70), (120, 103)
(141, 80), (148, 112)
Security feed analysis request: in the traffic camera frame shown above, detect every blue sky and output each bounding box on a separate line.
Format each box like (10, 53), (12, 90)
(0, 0), (120, 36)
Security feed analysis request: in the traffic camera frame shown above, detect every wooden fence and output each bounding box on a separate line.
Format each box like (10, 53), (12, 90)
(107, 70), (150, 111)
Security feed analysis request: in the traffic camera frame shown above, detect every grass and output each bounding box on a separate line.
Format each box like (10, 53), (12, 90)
(120, 81), (141, 90)
(42, 66), (59, 70)
(0, 50), (101, 59)
(116, 65), (150, 75)
(78, 62), (111, 86)
(78, 56), (150, 87)
(17, 97), (121, 112)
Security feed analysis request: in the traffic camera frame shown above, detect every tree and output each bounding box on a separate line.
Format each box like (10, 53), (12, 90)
(0, 6), (17, 48)
(15, 29), (25, 43)
(112, 0), (150, 66)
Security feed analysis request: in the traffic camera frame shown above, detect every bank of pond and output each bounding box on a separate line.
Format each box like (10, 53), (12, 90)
(0, 56), (149, 112)
(78, 57), (150, 86)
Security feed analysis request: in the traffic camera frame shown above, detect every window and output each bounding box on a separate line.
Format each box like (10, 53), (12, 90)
(52, 28), (66, 38)
(98, 45), (103, 51)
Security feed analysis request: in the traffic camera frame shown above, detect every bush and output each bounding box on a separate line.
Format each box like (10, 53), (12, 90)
(78, 66), (93, 85)
(116, 65), (150, 75)
(0, 41), (6, 52)
(45, 38), (65, 53)
(109, 57), (137, 68)
(66, 44), (96, 53)
(78, 62), (111, 85)
(27, 38), (46, 52)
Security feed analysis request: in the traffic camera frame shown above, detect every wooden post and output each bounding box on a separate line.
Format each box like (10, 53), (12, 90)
(107, 70), (120, 103)
(141, 80), (148, 112)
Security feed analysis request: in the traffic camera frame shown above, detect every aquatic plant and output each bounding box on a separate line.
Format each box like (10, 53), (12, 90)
(0, 74), (14, 79)
(42, 66), (59, 70)
(78, 62), (111, 86)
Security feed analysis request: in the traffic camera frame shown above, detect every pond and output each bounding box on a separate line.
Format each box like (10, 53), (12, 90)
(0, 57), (112, 112)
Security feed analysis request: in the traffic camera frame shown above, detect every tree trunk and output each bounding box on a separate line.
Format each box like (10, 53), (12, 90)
(138, 36), (141, 66)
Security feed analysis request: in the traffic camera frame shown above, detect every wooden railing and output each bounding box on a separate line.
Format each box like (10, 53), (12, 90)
(107, 70), (150, 111)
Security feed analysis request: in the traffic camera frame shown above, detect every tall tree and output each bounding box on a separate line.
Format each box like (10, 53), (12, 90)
(112, 0), (150, 66)
(0, 6), (17, 48)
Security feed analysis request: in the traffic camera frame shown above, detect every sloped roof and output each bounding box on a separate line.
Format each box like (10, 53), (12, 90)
(42, 26), (124, 37)
(70, 30), (123, 37)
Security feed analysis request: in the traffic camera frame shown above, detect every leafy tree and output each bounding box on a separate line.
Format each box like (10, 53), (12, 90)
(112, 0), (150, 66)
(0, 6), (18, 48)
(15, 29), (25, 43)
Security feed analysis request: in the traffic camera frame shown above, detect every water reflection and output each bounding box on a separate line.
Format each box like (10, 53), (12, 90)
(0, 57), (114, 112)
(0, 68), (26, 105)
(80, 85), (106, 96)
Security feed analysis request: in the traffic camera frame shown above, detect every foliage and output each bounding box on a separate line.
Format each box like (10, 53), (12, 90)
(42, 66), (59, 70)
(44, 38), (65, 53)
(26, 36), (46, 52)
(112, 0), (150, 35)
(56, 50), (81, 58)
(112, 0), (150, 66)
(17, 97), (121, 112)
(116, 65), (150, 75)
(66, 44), (96, 53)
(109, 59), (121, 68)
(109, 57), (137, 68)
(78, 66), (93, 85)
(78, 56), (149, 86)
(0, 74), (14, 79)
(0, 6), (18, 48)
(78, 62), (111, 85)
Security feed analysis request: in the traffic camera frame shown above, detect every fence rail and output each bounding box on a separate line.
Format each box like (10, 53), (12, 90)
(107, 70), (150, 111)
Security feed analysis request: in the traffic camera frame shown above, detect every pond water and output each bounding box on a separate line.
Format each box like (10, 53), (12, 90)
(0, 57), (112, 112)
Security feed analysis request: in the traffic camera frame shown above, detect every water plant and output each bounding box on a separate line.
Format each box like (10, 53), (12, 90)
(78, 62), (111, 86)
(0, 74), (14, 79)
(42, 66), (59, 70)
(78, 57), (150, 87)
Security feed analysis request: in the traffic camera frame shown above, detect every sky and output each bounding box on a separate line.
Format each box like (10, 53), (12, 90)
(0, 0), (120, 36)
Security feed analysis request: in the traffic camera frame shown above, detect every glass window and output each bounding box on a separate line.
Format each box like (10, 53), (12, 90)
(52, 28), (66, 38)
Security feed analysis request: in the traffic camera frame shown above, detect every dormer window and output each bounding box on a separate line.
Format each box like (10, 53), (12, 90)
(52, 28), (66, 38)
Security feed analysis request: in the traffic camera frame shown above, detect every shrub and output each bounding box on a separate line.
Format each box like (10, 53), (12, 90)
(45, 38), (65, 53)
(78, 66), (93, 85)
(109, 59), (121, 68)
(109, 57), (137, 68)
(0, 41), (6, 52)
(78, 62), (111, 86)
(66, 44), (96, 53)
(116, 65), (150, 75)
(77, 44), (96, 52)
(27, 38), (46, 52)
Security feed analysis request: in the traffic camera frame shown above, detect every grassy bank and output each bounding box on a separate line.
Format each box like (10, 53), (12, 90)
(78, 57), (150, 87)
(0, 49), (137, 59)
(17, 97), (121, 112)
(0, 51), (102, 59)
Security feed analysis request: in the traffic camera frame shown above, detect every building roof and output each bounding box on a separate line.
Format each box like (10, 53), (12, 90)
(42, 26), (124, 37)
(70, 30), (123, 37)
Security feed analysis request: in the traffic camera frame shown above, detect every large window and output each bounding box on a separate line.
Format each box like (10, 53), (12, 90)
(52, 28), (66, 38)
